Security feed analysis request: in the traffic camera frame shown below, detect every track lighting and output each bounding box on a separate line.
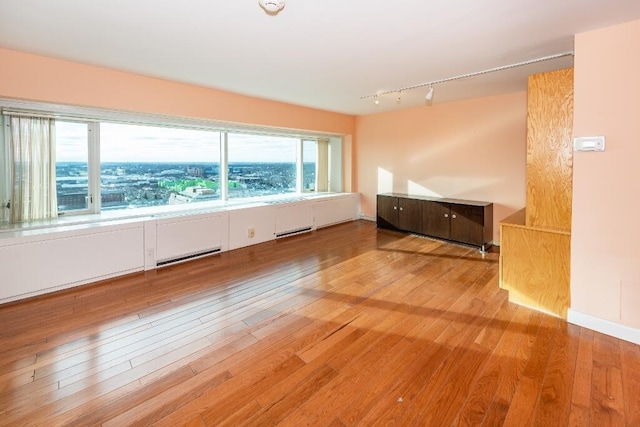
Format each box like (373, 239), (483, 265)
(374, 95), (379, 105)
(396, 91), (402, 104)
(360, 51), (574, 105)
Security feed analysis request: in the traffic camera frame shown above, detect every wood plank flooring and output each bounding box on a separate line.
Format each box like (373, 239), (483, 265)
(0, 220), (638, 426)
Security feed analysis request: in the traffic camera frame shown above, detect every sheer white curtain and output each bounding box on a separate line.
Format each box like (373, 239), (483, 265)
(8, 115), (58, 223)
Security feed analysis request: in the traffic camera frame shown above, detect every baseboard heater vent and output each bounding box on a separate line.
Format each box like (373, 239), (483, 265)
(156, 247), (221, 267)
(275, 226), (313, 238)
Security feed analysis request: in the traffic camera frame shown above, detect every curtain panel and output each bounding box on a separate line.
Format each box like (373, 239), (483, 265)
(8, 115), (58, 223)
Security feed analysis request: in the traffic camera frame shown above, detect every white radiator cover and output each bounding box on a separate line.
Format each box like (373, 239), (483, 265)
(0, 193), (360, 303)
(314, 195), (359, 228)
(228, 205), (276, 250)
(0, 223), (144, 302)
(155, 214), (224, 263)
(275, 202), (314, 237)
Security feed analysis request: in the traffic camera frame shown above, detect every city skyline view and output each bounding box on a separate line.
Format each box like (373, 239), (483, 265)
(56, 159), (317, 212)
(53, 119), (322, 213)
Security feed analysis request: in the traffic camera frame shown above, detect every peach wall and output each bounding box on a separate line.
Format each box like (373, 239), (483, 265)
(356, 92), (527, 243)
(0, 47), (355, 136)
(571, 19), (640, 329)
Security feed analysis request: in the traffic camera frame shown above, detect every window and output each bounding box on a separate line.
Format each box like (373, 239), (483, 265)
(0, 101), (342, 225)
(227, 132), (298, 199)
(56, 121), (90, 213)
(100, 123), (221, 209)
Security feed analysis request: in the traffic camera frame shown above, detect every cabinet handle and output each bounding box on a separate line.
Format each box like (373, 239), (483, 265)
(393, 206), (397, 210)
(452, 214), (457, 219)
(399, 207), (403, 211)
(444, 213), (448, 218)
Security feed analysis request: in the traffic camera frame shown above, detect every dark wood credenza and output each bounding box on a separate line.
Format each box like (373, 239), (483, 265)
(376, 193), (493, 251)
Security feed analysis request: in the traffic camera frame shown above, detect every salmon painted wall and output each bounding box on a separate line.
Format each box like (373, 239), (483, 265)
(356, 92), (527, 243)
(571, 19), (640, 329)
(0, 47), (355, 137)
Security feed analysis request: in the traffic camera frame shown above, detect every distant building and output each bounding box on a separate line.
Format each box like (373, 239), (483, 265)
(139, 187), (156, 200)
(57, 192), (88, 211)
(187, 167), (205, 177)
(101, 190), (126, 208)
(168, 186), (218, 205)
(57, 189), (126, 210)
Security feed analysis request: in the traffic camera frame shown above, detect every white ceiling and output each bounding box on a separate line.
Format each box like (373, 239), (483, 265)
(1, 1), (640, 116)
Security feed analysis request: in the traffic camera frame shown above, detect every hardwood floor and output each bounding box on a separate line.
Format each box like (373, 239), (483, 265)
(0, 220), (638, 426)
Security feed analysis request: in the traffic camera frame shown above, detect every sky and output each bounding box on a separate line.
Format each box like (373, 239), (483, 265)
(55, 121), (316, 163)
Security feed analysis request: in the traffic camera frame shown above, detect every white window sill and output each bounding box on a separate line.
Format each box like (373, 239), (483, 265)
(0, 191), (341, 236)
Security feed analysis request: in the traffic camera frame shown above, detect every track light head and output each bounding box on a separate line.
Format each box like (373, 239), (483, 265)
(425, 85), (434, 102)
(374, 95), (379, 105)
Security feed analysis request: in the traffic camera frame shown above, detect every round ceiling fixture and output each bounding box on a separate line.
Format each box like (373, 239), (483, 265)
(258, 0), (285, 14)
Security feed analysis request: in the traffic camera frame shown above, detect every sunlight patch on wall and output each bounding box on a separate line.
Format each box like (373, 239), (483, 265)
(407, 180), (442, 197)
(377, 167), (393, 194)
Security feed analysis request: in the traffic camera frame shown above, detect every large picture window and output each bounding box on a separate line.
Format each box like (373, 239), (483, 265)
(100, 123), (221, 209)
(0, 103), (342, 225)
(227, 133), (297, 199)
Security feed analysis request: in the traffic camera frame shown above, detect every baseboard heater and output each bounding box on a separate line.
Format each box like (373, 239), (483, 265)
(275, 226), (313, 238)
(156, 247), (221, 267)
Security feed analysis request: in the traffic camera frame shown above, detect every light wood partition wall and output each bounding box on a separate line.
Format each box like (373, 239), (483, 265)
(526, 68), (574, 231)
(500, 68), (574, 318)
(500, 209), (571, 317)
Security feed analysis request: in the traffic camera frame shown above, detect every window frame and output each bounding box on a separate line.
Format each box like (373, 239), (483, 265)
(0, 99), (342, 224)
(54, 119), (97, 216)
(0, 114), (10, 223)
(97, 121), (224, 211)
(226, 131), (300, 200)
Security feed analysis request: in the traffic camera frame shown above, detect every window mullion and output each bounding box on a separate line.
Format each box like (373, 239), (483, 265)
(296, 139), (303, 193)
(88, 122), (101, 213)
(220, 132), (228, 201)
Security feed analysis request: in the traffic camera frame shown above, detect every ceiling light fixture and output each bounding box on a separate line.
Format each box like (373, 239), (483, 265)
(361, 51), (574, 105)
(258, 0), (285, 14)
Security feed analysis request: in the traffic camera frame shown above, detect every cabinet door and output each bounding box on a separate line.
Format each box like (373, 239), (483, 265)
(423, 201), (451, 240)
(450, 205), (484, 246)
(398, 198), (423, 234)
(376, 195), (399, 230)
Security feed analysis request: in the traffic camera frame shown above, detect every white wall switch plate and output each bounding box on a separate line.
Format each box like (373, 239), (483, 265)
(574, 136), (605, 152)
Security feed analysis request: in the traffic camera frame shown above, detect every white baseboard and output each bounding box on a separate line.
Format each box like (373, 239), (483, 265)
(568, 309), (640, 345)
